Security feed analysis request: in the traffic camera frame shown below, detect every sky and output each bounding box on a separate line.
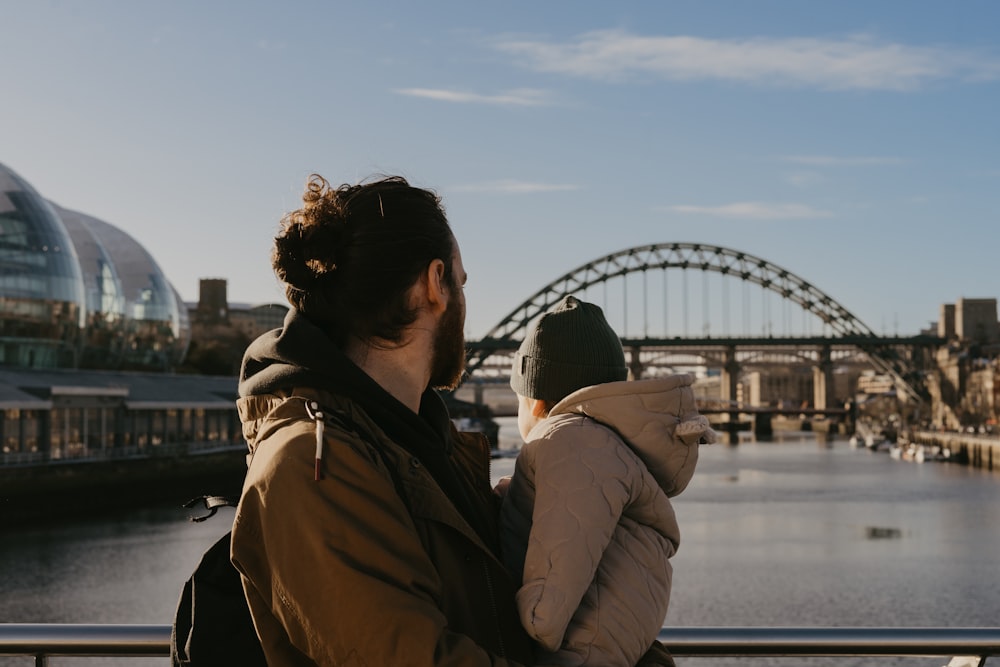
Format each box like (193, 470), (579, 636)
(3, 0), (999, 339)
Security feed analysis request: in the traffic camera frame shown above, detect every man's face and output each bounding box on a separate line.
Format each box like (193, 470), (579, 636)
(429, 241), (467, 390)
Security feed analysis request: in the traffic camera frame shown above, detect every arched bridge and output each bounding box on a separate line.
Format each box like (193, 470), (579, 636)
(465, 243), (940, 403)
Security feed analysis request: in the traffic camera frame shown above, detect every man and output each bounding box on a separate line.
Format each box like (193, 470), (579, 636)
(230, 174), (673, 665)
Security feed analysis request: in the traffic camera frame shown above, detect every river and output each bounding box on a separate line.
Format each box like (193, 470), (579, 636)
(1, 419), (998, 666)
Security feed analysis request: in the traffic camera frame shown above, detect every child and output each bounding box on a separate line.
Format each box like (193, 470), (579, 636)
(499, 295), (715, 667)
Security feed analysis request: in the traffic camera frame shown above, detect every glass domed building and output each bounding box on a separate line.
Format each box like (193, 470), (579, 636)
(0, 162), (190, 370)
(0, 164), (87, 368)
(51, 204), (128, 368)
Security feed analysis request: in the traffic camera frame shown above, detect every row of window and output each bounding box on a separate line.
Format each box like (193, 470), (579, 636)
(1, 406), (241, 460)
(0, 292), (186, 370)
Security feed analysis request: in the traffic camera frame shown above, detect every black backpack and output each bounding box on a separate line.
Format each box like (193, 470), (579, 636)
(170, 495), (267, 667)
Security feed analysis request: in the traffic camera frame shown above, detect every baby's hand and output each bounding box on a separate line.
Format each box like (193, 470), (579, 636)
(636, 640), (676, 667)
(493, 476), (512, 498)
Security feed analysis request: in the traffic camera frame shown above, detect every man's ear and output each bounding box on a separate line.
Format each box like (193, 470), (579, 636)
(423, 258), (448, 314)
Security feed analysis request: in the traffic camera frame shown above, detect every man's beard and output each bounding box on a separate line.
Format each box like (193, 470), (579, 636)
(429, 293), (466, 390)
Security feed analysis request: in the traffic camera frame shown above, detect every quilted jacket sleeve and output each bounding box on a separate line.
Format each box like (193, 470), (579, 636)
(516, 424), (634, 652)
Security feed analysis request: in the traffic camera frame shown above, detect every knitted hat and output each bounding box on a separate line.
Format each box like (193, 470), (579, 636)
(510, 295), (628, 403)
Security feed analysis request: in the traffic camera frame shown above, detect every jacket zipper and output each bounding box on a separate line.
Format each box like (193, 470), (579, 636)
(481, 557), (507, 658)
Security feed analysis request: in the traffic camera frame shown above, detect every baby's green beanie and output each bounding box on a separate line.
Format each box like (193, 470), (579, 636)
(510, 295), (628, 403)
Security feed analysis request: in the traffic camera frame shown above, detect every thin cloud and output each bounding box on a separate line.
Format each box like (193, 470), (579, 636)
(453, 180), (580, 194)
(667, 202), (833, 220)
(781, 155), (906, 166)
(495, 30), (1000, 91)
(784, 171), (826, 188)
(395, 87), (552, 106)
(255, 39), (286, 52)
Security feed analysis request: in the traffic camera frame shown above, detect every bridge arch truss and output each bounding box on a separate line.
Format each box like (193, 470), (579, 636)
(467, 243), (930, 401)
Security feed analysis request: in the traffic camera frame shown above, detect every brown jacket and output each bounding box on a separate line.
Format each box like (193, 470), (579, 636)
(231, 386), (535, 666)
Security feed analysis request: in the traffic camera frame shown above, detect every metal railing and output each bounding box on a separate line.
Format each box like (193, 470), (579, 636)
(659, 627), (997, 662)
(0, 624), (997, 665)
(0, 624), (168, 665)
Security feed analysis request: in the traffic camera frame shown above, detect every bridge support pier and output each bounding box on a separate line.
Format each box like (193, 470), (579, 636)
(718, 347), (743, 445)
(720, 346), (740, 403)
(813, 345), (834, 411)
(628, 346), (644, 380)
(754, 413), (773, 437)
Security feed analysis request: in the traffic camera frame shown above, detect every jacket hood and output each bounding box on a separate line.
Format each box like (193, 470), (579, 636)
(236, 308), (454, 460)
(239, 308), (356, 399)
(548, 373), (715, 496)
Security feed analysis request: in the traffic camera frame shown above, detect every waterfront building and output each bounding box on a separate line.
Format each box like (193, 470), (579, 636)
(182, 278), (289, 375)
(0, 164), (86, 368)
(0, 162), (190, 372)
(53, 204), (128, 368)
(938, 303), (956, 339)
(0, 163), (248, 515)
(0, 364), (246, 523)
(0, 367), (240, 461)
(937, 297), (999, 344)
(189, 277), (288, 344)
(955, 297), (999, 344)
(229, 302), (288, 341)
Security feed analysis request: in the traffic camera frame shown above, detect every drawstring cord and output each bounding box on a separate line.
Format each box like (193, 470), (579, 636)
(304, 400), (325, 481)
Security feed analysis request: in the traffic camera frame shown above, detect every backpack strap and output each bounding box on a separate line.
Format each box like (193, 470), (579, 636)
(183, 495), (238, 523)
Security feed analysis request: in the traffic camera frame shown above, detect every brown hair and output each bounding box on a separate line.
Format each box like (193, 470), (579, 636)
(272, 174), (455, 346)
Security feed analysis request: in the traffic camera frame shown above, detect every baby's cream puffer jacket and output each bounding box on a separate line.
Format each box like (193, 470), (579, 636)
(500, 374), (715, 666)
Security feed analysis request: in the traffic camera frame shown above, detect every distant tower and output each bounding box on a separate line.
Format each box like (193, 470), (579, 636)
(938, 303), (956, 339)
(197, 278), (229, 324)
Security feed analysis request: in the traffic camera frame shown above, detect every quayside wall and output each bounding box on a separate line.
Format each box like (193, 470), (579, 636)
(911, 430), (1000, 471)
(0, 447), (248, 527)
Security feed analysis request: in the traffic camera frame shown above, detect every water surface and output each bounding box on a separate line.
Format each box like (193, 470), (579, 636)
(2, 423), (997, 666)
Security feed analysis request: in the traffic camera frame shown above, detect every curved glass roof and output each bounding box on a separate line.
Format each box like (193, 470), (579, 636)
(0, 163), (86, 368)
(76, 214), (190, 370)
(0, 162), (190, 370)
(53, 204), (129, 368)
